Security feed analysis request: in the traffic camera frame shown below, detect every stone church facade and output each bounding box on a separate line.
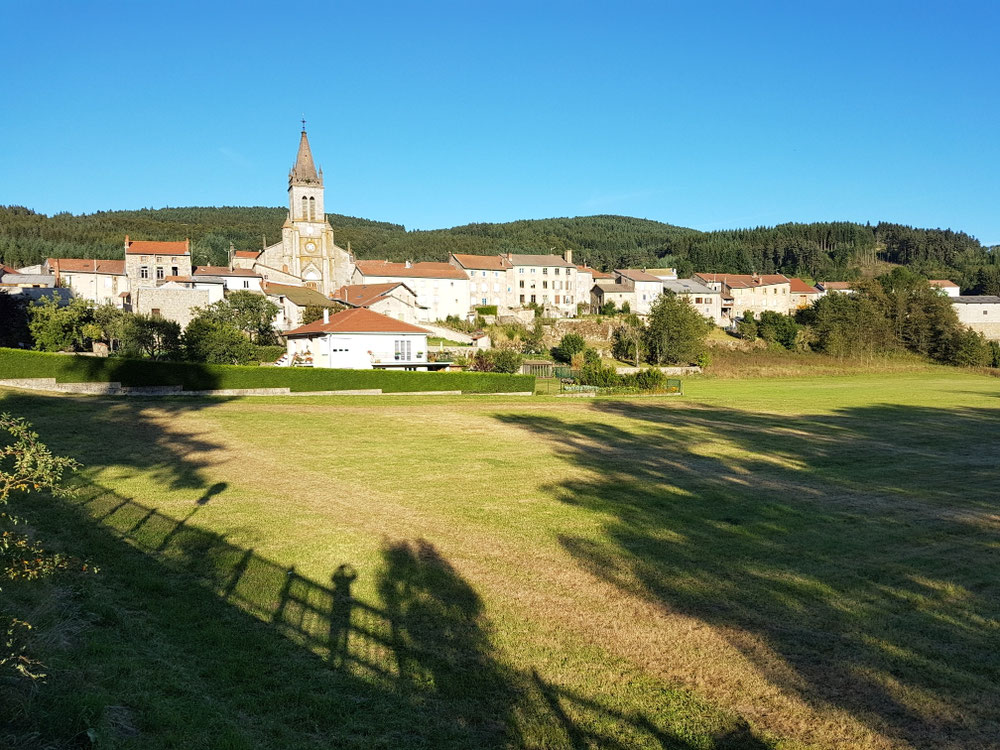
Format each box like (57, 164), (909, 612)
(239, 127), (354, 296)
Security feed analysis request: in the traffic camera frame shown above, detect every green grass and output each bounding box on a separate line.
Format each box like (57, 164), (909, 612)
(427, 337), (470, 347)
(3, 370), (1000, 748)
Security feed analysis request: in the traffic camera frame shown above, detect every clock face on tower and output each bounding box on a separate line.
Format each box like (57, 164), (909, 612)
(305, 242), (316, 252)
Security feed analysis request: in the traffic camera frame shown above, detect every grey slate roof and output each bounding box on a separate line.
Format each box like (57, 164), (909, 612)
(661, 278), (717, 295)
(616, 269), (662, 282)
(951, 296), (1000, 304)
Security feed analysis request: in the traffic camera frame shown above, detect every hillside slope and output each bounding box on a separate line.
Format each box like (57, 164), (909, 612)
(1, 205), (994, 285)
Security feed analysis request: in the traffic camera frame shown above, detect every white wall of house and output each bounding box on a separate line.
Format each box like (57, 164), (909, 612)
(59, 272), (126, 305)
(350, 269), (469, 322)
(466, 268), (511, 310)
(953, 298), (1000, 340)
(286, 331), (430, 369)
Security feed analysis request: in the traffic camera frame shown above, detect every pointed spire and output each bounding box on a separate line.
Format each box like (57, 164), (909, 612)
(289, 125), (321, 186)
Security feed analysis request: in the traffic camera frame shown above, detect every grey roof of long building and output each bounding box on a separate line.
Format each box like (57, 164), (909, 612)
(951, 295), (1000, 304)
(662, 278), (717, 295)
(0, 274), (55, 286)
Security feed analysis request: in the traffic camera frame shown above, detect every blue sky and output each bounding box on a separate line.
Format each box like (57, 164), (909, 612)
(2, 1), (997, 244)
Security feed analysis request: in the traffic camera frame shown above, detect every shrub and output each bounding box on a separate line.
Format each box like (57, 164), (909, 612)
(255, 345), (287, 364)
(948, 328), (992, 367)
(736, 312), (758, 341)
(643, 293), (712, 365)
(600, 301), (617, 316)
(474, 305), (498, 316)
(582, 348), (601, 366)
(551, 333), (585, 363)
(470, 349), (524, 374)
(27, 297), (94, 352)
(183, 318), (257, 365)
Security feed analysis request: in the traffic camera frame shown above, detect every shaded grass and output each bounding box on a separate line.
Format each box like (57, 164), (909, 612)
(2, 370), (999, 748)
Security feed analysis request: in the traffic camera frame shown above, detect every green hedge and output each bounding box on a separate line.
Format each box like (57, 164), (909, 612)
(254, 345), (286, 364)
(0, 348), (535, 394)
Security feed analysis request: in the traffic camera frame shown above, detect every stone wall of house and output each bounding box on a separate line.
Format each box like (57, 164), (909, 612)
(125, 253), (192, 289)
(135, 287), (209, 328)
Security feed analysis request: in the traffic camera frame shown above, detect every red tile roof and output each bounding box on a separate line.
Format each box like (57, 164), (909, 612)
(193, 266), (261, 277)
(125, 237), (190, 255)
(331, 283), (413, 308)
(450, 253), (512, 271)
(819, 281), (854, 290)
(788, 278), (820, 294)
(233, 250), (261, 259)
(577, 265), (614, 279)
(616, 269), (663, 282)
(47, 258), (126, 275)
(928, 279), (959, 288)
(696, 273), (790, 289)
(285, 307), (430, 337)
(355, 260), (468, 280)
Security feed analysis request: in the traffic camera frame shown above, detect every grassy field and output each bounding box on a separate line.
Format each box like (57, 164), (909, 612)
(2, 370), (999, 749)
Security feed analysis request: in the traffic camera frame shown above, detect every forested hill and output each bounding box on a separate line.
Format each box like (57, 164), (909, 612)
(1, 205), (997, 289)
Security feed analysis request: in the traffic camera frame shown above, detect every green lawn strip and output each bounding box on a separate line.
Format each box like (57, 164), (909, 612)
(0, 347), (533, 393)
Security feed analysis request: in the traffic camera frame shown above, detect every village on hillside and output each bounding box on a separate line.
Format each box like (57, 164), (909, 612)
(2, 127), (997, 372)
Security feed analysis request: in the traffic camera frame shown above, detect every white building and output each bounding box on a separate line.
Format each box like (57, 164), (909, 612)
(614, 269), (665, 314)
(332, 283), (423, 324)
(448, 253), (514, 310)
(192, 266), (264, 292)
(929, 280), (961, 297)
(45, 258), (127, 305)
(283, 307), (434, 370)
(662, 278), (725, 326)
(352, 261), (470, 322)
(952, 296), (1000, 340)
(508, 252), (578, 317)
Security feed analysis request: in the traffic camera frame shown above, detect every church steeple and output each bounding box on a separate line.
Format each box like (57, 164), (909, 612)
(289, 122), (321, 186)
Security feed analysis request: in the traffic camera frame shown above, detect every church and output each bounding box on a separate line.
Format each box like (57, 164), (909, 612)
(232, 126), (354, 296)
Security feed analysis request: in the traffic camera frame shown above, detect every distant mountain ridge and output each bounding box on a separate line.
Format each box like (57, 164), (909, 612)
(0, 205), (995, 288)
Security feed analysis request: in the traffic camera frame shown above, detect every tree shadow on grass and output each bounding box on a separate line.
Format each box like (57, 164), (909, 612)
(6, 480), (755, 749)
(495, 400), (1000, 748)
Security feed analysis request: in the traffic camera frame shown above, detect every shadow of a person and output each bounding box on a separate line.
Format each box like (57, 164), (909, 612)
(328, 564), (357, 667)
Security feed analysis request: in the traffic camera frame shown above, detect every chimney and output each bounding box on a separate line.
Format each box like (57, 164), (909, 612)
(564, 248), (573, 265)
(323, 308), (330, 324)
(405, 260), (412, 269)
(124, 234), (130, 252)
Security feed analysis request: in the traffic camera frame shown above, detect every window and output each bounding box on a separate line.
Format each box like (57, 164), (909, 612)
(482, 271), (487, 277)
(482, 298), (487, 305)
(542, 281), (548, 289)
(519, 268), (524, 274)
(554, 268), (560, 275)
(309, 196), (316, 220)
(171, 266), (178, 276)
(301, 196), (308, 219)
(542, 268), (548, 275)
(530, 294), (536, 303)
(555, 295), (560, 304)
(519, 280), (524, 288)
(140, 266), (149, 279)
(151, 308), (161, 318)
(520, 294), (525, 303)
(243, 280), (250, 289)
(394, 340), (412, 361)
(155, 267), (164, 280)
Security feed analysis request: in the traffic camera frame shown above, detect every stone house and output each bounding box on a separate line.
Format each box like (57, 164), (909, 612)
(508, 251), (578, 317)
(591, 282), (635, 313)
(192, 266), (264, 292)
(696, 273), (793, 323)
(124, 237), (192, 289)
(788, 278), (822, 310)
(951, 296), (1000, 340)
(614, 269), (664, 314)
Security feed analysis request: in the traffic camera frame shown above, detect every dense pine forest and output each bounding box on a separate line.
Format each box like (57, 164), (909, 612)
(2, 205), (997, 291)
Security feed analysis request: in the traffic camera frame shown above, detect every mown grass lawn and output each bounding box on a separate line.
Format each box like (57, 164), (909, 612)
(2, 369), (999, 749)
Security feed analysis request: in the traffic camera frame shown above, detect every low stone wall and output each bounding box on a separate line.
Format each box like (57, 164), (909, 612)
(0, 379), (529, 398)
(615, 365), (701, 375)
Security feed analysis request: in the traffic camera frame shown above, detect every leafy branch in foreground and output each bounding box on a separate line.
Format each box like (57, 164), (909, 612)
(1, 413), (88, 683)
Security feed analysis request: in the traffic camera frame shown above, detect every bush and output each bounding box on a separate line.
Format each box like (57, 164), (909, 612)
(474, 305), (498, 316)
(757, 311), (800, 350)
(643, 293), (712, 365)
(255, 345), (287, 364)
(27, 297), (95, 352)
(183, 318), (257, 365)
(600, 301), (617, 316)
(551, 333), (585, 363)
(736, 312), (758, 341)
(469, 349), (524, 374)
(0, 347), (533, 393)
(948, 328), (992, 367)
(582, 348), (601, 366)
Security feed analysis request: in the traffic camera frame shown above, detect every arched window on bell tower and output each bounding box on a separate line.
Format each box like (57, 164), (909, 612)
(309, 196), (316, 220)
(301, 196), (308, 220)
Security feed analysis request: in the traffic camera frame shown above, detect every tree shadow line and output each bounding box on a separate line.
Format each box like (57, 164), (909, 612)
(495, 400), (1000, 748)
(60, 481), (764, 749)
